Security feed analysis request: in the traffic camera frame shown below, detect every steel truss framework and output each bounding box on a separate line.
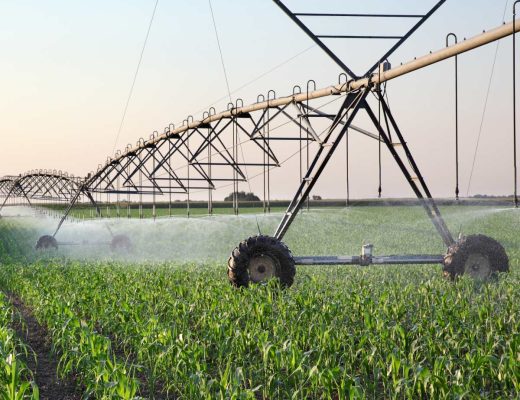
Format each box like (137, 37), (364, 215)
(84, 90), (379, 213)
(1, 1), (519, 267)
(0, 171), (99, 217)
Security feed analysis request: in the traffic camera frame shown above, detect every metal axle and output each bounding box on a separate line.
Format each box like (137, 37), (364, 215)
(294, 244), (444, 266)
(294, 255), (444, 266)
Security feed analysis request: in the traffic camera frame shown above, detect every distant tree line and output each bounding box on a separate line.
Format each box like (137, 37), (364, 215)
(472, 194), (515, 198)
(224, 191), (260, 201)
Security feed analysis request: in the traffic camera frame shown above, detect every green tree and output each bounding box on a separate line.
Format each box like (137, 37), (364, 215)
(224, 191), (260, 201)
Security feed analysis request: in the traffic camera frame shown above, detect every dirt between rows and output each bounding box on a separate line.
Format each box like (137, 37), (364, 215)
(8, 294), (81, 400)
(9, 293), (170, 399)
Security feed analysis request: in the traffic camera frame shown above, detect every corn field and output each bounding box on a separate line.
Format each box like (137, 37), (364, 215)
(0, 206), (518, 399)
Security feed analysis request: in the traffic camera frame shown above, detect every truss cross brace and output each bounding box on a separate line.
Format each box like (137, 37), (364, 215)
(53, 186), (101, 238)
(274, 87), (455, 248)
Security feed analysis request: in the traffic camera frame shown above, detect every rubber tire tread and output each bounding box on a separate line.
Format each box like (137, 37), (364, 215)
(110, 234), (133, 252)
(228, 235), (295, 288)
(35, 235), (58, 250)
(443, 234), (509, 279)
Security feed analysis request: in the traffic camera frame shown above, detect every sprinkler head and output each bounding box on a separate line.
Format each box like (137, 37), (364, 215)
(360, 244), (374, 266)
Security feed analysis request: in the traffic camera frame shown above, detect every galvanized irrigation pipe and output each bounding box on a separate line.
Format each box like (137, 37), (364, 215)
(107, 19), (520, 170)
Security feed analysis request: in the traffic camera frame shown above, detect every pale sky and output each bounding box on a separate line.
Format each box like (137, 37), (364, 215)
(1, 0), (518, 200)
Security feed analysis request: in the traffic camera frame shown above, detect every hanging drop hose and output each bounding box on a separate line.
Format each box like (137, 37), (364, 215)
(446, 33), (459, 201)
(377, 85), (382, 198)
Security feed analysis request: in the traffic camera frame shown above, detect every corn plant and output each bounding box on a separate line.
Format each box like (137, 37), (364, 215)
(0, 206), (519, 398)
(0, 264), (138, 399)
(0, 294), (38, 400)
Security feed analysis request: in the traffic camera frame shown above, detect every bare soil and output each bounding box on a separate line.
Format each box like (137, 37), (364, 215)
(8, 293), (171, 399)
(8, 294), (81, 400)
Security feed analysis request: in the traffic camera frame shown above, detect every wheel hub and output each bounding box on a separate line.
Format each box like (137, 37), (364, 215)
(464, 253), (491, 279)
(110, 234), (132, 251)
(248, 254), (277, 283)
(35, 235), (58, 250)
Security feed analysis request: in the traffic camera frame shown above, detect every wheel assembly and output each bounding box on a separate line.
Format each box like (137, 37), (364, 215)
(443, 234), (509, 280)
(228, 235), (295, 288)
(110, 234), (133, 252)
(35, 235), (58, 250)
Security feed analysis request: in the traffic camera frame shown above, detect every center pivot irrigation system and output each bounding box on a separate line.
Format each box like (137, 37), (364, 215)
(1, 1), (518, 286)
(0, 171), (131, 251)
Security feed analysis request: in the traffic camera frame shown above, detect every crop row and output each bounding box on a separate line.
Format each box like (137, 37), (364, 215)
(0, 223), (141, 399)
(0, 259), (518, 399)
(0, 292), (38, 399)
(1, 208), (519, 399)
(0, 266), (140, 399)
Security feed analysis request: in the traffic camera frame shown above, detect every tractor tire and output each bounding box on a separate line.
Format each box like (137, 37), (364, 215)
(228, 235), (295, 288)
(110, 234), (133, 252)
(443, 234), (509, 280)
(35, 235), (58, 250)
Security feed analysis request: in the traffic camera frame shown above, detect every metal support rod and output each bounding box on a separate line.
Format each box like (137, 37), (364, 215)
(263, 112), (267, 213)
(378, 87), (382, 198)
(235, 117), (239, 215)
(267, 106), (271, 213)
(306, 118), (310, 211)
(139, 170), (143, 219)
(366, 1), (446, 75)
(168, 138), (172, 216)
(299, 103), (383, 141)
(127, 163), (131, 218)
(53, 187), (99, 237)
(0, 181), (33, 215)
(187, 132), (191, 218)
(293, 13), (425, 18)
(317, 35), (403, 40)
(271, 83), (454, 246)
(299, 109), (303, 192)
(208, 128), (213, 215)
(17, 183), (32, 208)
(345, 127), (350, 207)
(152, 154), (156, 220)
(373, 96), (455, 246)
(116, 175), (121, 217)
(447, 33), (460, 200)
(272, 0), (358, 78)
(274, 89), (369, 239)
(306, 82), (314, 211)
(0, 183), (18, 214)
(232, 115), (237, 215)
(84, 190), (102, 218)
(53, 191), (81, 236)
